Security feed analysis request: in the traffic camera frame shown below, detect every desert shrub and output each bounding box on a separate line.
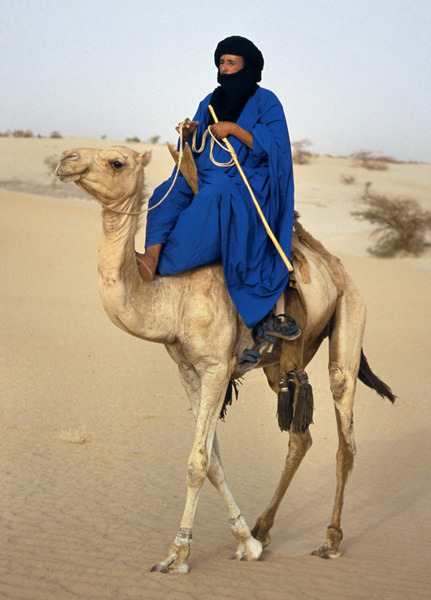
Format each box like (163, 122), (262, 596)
(374, 155), (401, 164)
(292, 139), (313, 165)
(351, 183), (431, 257)
(340, 174), (356, 185)
(50, 131), (62, 139)
(350, 150), (388, 171)
(126, 136), (141, 143)
(13, 130), (33, 138)
(148, 135), (160, 145)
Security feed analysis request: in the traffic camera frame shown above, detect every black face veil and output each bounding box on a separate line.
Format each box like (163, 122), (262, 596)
(209, 36), (264, 124)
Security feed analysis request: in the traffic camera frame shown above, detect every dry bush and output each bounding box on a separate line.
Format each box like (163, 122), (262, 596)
(352, 183), (431, 257)
(13, 130), (33, 138)
(125, 136), (141, 143)
(351, 150), (388, 171)
(292, 139), (313, 165)
(340, 174), (356, 185)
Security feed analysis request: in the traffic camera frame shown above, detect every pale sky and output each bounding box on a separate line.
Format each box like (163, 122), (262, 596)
(1, 0), (430, 162)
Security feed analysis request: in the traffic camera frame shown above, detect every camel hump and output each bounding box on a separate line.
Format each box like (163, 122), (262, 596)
(292, 218), (345, 295)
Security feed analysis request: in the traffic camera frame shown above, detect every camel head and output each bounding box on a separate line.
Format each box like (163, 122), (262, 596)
(55, 146), (151, 209)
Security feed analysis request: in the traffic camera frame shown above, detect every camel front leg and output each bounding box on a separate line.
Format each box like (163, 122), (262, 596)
(251, 430), (312, 547)
(151, 367), (260, 573)
(176, 362), (261, 563)
(207, 435), (262, 561)
(150, 376), (222, 574)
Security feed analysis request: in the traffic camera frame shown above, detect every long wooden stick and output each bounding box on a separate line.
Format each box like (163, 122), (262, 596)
(208, 105), (293, 272)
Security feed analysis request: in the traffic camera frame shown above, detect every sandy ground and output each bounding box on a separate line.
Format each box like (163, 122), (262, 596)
(1, 137), (430, 599)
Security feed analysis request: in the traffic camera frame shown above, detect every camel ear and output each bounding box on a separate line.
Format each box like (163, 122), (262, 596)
(139, 149), (151, 167)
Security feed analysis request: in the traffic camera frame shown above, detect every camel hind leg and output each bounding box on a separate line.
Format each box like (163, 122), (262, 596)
(251, 429), (312, 547)
(312, 283), (366, 558)
(251, 362), (313, 546)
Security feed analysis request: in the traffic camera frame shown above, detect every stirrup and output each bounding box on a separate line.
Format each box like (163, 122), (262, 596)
(238, 312), (301, 374)
(255, 312), (301, 342)
(238, 340), (274, 374)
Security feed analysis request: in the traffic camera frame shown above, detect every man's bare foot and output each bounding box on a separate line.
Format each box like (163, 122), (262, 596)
(136, 252), (157, 282)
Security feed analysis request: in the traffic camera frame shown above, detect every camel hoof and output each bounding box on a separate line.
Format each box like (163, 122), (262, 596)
(312, 525), (343, 559)
(150, 560), (189, 574)
(150, 551), (190, 574)
(233, 537), (263, 561)
(311, 545), (342, 559)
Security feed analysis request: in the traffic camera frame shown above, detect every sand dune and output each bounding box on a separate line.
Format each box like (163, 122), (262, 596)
(1, 137), (430, 599)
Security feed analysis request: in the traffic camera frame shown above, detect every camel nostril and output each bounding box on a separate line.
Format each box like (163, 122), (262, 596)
(63, 151), (80, 162)
(55, 151), (81, 175)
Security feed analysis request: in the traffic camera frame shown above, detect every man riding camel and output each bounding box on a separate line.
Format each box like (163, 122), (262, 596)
(136, 36), (300, 370)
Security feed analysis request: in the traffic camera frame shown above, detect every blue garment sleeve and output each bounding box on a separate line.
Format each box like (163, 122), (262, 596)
(251, 90), (292, 169)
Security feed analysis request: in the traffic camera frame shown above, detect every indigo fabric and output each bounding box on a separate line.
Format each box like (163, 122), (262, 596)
(145, 87), (294, 328)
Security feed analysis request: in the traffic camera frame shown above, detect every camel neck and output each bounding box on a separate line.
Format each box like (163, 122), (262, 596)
(99, 208), (138, 275)
(97, 206), (174, 342)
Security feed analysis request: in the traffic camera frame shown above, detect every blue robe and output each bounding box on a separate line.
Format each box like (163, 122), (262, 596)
(145, 87), (294, 328)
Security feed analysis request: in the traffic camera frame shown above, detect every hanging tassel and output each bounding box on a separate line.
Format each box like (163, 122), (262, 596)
(292, 369), (314, 434)
(219, 380), (240, 421)
(277, 372), (295, 431)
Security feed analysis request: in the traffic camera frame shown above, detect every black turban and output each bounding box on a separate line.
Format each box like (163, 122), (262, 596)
(214, 35), (264, 82)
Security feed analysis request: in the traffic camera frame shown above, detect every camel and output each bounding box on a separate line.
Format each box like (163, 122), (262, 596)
(55, 145), (394, 574)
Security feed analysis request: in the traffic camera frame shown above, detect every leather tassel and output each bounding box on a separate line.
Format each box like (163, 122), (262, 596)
(292, 370), (314, 434)
(220, 380), (239, 421)
(277, 373), (295, 431)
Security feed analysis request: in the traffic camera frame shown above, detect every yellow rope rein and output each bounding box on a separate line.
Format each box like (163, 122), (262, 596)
(207, 105), (293, 272)
(142, 117), (234, 213)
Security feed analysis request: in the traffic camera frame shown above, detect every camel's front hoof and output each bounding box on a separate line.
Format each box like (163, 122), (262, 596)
(150, 541), (190, 574)
(233, 536), (263, 561)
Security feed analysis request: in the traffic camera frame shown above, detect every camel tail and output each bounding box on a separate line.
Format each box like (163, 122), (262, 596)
(358, 350), (396, 403)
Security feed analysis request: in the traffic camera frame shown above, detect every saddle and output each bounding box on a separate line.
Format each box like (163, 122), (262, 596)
(167, 142), (199, 195)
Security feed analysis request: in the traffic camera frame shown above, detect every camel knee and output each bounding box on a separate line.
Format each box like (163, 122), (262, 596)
(187, 451), (207, 489)
(207, 459), (224, 487)
(329, 365), (350, 402)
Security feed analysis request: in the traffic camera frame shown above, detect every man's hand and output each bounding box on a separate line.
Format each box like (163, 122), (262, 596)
(210, 122), (253, 149)
(210, 121), (234, 140)
(176, 118), (199, 141)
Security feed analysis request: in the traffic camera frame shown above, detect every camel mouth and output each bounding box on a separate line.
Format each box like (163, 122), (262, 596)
(56, 172), (82, 183)
(55, 163), (89, 183)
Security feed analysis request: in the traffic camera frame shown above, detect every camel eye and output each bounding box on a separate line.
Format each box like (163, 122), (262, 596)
(111, 160), (124, 169)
